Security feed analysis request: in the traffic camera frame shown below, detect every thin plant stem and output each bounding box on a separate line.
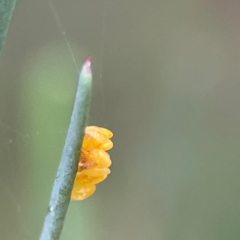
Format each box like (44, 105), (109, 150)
(0, 0), (16, 55)
(39, 57), (92, 240)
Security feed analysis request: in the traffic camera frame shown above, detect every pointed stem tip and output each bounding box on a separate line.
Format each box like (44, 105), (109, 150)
(83, 56), (92, 75)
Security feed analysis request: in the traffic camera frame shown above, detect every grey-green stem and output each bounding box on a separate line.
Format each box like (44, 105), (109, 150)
(0, 0), (16, 55)
(39, 58), (92, 240)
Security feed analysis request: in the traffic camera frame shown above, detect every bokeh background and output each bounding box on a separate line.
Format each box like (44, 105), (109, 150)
(1, 0), (240, 239)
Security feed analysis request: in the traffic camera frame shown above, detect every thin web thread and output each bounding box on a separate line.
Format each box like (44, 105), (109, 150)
(99, 0), (106, 81)
(46, 0), (80, 73)
(47, 0), (107, 115)
(99, 0), (107, 116)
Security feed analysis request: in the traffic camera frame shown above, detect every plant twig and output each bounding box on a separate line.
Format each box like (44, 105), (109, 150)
(39, 57), (92, 240)
(0, 0), (16, 55)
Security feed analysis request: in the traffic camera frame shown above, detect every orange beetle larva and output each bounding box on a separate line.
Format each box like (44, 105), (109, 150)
(71, 126), (113, 200)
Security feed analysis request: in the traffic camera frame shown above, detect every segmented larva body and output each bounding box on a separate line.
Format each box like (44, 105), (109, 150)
(71, 126), (113, 200)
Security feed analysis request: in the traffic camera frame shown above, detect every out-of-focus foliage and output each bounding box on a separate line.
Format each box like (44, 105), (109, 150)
(1, 0), (240, 240)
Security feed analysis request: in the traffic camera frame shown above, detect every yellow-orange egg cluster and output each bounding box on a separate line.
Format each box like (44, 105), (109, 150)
(71, 126), (113, 200)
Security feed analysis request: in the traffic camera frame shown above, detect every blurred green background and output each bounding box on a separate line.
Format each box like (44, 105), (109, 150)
(1, 0), (240, 239)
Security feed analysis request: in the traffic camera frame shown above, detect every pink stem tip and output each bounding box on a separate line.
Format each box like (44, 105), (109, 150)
(83, 56), (91, 74)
